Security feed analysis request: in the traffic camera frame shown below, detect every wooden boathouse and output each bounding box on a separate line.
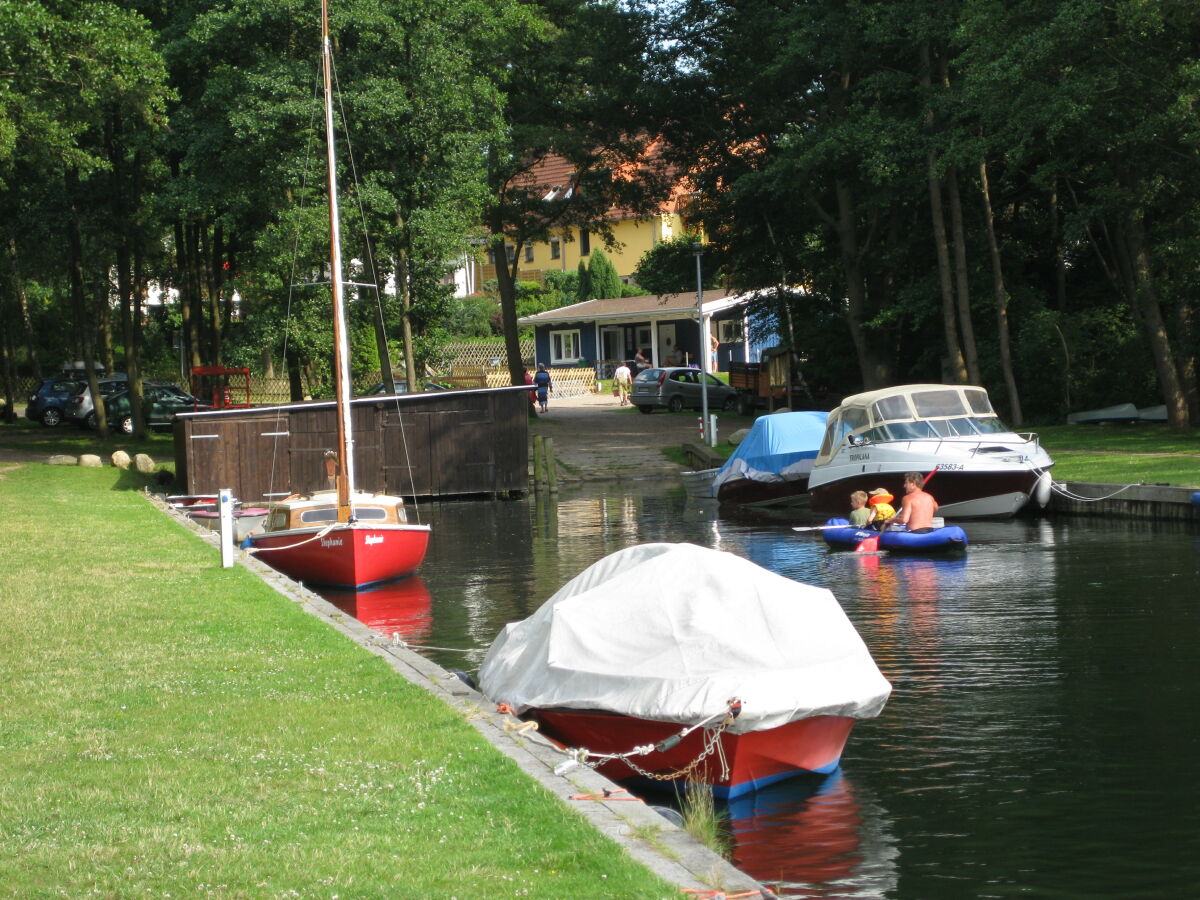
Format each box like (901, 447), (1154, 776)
(173, 386), (531, 503)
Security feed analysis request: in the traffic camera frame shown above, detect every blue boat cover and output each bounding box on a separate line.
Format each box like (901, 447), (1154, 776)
(712, 410), (829, 492)
(820, 518), (969, 553)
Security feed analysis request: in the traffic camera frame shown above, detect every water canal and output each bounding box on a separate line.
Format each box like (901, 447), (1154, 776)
(324, 484), (1200, 898)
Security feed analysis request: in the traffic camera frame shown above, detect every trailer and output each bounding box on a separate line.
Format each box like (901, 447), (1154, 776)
(727, 347), (833, 416)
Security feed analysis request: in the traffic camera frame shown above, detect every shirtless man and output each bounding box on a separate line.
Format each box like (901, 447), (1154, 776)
(898, 471), (938, 532)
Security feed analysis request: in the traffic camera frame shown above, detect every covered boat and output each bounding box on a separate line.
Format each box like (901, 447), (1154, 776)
(479, 543), (892, 798)
(819, 518), (968, 553)
(807, 384), (1054, 519)
(712, 410), (829, 508)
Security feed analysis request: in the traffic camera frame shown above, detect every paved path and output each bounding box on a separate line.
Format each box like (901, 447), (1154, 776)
(528, 388), (750, 481)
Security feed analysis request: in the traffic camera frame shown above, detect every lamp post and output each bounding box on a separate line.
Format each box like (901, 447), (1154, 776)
(694, 243), (709, 446)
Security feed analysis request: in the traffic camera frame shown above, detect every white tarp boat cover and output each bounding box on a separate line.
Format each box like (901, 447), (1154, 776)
(479, 543), (891, 734)
(712, 411), (829, 493)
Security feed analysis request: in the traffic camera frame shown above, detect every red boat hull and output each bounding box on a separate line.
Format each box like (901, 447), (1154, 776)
(250, 523), (430, 589)
(531, 708), (856, 799)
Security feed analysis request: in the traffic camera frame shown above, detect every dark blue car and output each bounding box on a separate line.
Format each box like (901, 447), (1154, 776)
(26, 377), (84, 427)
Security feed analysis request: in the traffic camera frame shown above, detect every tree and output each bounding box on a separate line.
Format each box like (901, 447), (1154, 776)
(586, 250), (621, 300)
(481, 0), (671, 385)
(633, 234), (720, 295)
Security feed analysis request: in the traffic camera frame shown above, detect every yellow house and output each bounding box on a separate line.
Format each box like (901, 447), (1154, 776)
(467, 151), (697, 291)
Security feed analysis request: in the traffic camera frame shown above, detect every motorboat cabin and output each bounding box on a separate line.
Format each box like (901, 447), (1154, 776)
(807, 384), (1054, 519)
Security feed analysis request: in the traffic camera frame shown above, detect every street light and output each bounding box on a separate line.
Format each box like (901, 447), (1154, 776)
(694, 243), (709, 446)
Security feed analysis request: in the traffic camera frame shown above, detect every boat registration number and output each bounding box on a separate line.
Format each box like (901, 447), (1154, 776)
(937, 463), (964, 470)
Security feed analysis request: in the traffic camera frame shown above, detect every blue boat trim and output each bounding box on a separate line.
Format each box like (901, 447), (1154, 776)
(820, 518), (969, 553)
(712, 760), (843, 800)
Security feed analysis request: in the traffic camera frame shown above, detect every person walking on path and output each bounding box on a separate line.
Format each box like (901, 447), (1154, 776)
(613, 362), (632, 406)
(533, 363), (553, 413)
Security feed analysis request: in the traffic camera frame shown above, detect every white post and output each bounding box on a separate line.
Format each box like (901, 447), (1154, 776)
(219, 488), (234, 568)
(709, 414), (718, 448)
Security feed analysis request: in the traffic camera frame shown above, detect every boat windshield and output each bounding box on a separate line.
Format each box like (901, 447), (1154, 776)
(911, 389), (968, 418)
(971, 415), (1011, 434)
(872, 394), (911, 422)
(965, 389), (994, 415)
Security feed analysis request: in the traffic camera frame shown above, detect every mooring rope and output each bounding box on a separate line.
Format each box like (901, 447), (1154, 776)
(1036, 466), (1142, 502)
(243, 522), (340, 554)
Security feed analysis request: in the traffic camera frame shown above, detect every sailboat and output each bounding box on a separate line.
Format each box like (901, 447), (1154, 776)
(248, 1), (430, 589)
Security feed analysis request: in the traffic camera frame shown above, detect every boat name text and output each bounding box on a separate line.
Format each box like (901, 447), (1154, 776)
(365, 535), (383, 546)
(320, 538), (344, 548)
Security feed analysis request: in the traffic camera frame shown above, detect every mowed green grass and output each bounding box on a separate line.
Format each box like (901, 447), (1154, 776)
(1034, 423), (1200, 487)
(0, 464), (676, 899)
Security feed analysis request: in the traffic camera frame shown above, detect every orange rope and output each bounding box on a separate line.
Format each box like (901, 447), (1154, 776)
(570, 788), (642, 802)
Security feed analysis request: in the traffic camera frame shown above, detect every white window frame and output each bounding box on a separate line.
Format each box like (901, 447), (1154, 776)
(550, 329), (582, 364)
(718, 318), (742, 343)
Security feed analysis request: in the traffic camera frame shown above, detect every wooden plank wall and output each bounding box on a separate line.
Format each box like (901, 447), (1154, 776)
(174, 387), (530, 502)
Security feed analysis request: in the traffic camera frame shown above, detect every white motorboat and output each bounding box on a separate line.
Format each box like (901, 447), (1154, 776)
(807, 384), (1054, 519)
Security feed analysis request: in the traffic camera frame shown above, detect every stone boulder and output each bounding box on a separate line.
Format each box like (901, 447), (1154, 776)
(112, 450), (132, 470)
(134, 453), (157, 475)
(48, 454), (79, 466)
(79, 454), (103, 468)
(728, 428), (751, 447)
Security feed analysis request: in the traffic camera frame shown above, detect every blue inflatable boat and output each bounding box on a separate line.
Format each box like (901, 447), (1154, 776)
(820, 518), (968, 553)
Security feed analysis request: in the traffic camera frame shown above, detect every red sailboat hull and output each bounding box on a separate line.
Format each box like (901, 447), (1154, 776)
(531, 708), (856, 799)
(250, 523), (430, 589)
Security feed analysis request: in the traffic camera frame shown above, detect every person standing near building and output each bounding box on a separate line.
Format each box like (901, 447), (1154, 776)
(533, 363), (553, 413)
(613, 361), (632, 406)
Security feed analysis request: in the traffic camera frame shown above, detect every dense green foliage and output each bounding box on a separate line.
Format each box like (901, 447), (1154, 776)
(646, 0), (1200, 427)
(1, 0), (1198, 429)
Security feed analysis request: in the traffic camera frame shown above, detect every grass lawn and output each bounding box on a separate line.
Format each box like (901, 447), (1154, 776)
(0, 460), (677, 898)
(1034, 423), (1200, 486)
(660, 419), (1200, 486)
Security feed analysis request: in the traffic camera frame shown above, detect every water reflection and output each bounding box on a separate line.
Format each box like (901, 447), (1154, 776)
(324, 576), (433, 642)
(726, 771), (897, 898)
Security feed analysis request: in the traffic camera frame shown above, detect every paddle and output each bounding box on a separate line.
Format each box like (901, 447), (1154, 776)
(854, 467), (938, 553)
(791, 524), (854, 532)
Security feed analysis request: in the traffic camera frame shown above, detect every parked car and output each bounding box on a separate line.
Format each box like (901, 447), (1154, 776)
(26, 377), (85, 426)
(90, 383), (209, 432)
(630, 367), (739, 414)
(64, 376), (129, 426)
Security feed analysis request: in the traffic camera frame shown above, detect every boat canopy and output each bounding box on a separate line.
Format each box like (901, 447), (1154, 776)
(478, 543), (892, 734)
(712, 410), (829, 492)
(816, 384), (1016, 462)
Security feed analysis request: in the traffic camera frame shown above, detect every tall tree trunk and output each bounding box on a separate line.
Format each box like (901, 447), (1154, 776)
(1049, 183), (1067, 310)
(174, 219), (194, 376)
(0, 317), (15, 423)
(203, 222), (224, 368)
(490, 225), (527, 387)
(66, 170), (108, 437)
(6, 238), (39, 377)
(132, 243), (146, 433)
(945, 166), (980, 384)
(1173, 302), (1198, 420)
(921, 42), (966, 383)
(186, 222), (203, 369)
(832, 180), (887, 388)
(979, 160), (1022, 426)
(1118, 215), (1188, 429)
(117, 237), (145, 438)
(393, 213), (417, 388)
(97, 273), (115, 376)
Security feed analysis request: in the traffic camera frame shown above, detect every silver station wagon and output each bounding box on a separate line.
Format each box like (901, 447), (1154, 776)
(631, 366), (738, 414)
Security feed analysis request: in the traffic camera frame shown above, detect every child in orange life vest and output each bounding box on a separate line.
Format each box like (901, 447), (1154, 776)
(867, 488), (896, 528)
